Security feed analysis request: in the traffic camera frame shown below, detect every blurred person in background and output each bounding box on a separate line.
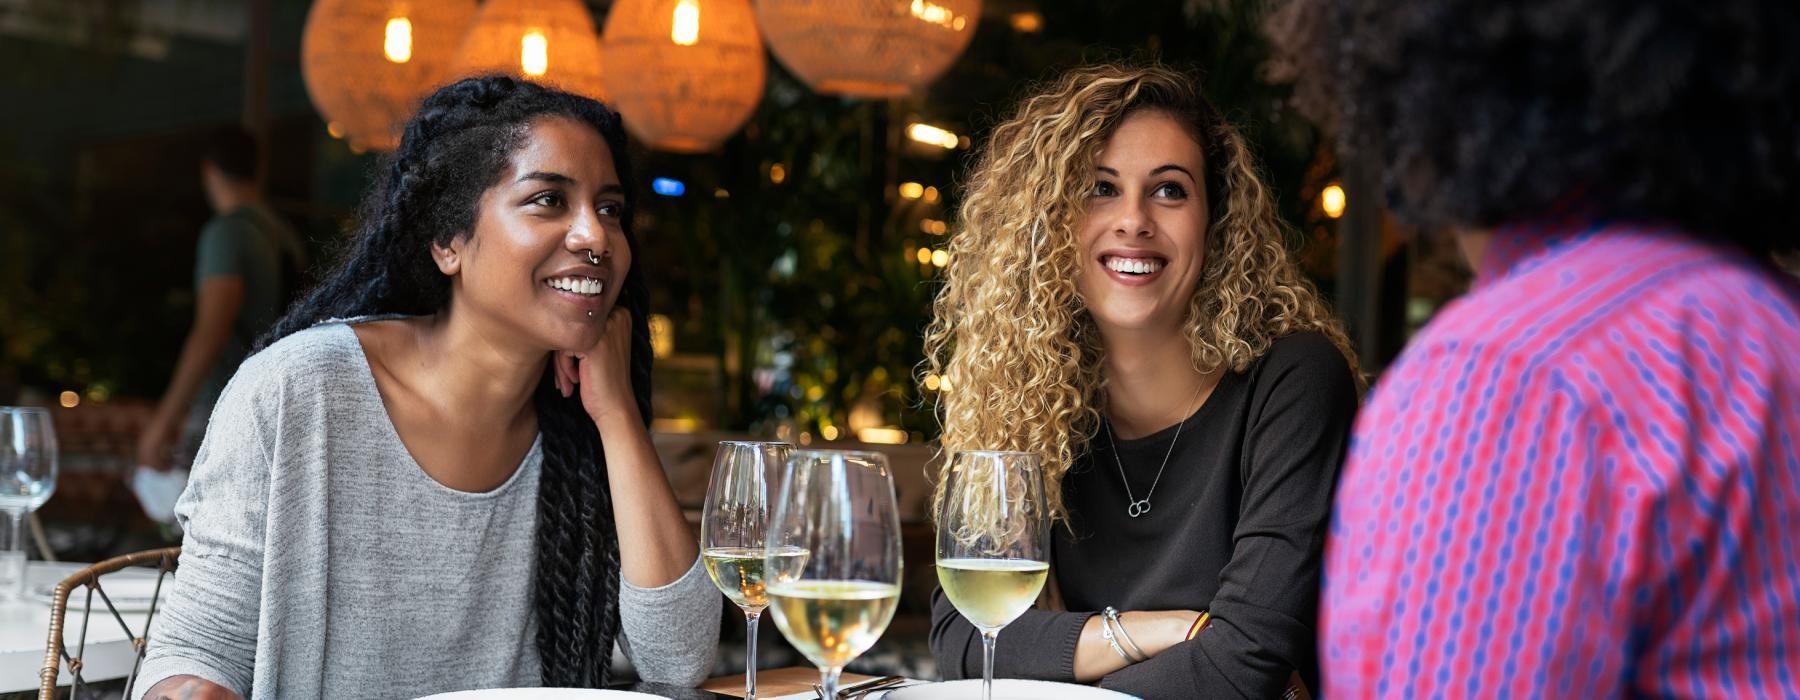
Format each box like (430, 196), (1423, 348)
(1272, 0), (1800, 696)
(135, 126), (306, 476)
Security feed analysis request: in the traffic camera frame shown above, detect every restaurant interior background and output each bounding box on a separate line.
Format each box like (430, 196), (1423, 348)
(0, 0), (1469, 681)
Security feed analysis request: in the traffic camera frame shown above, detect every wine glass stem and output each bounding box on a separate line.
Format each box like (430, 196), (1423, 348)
(744, 609), (761, 699)
(0, 510), (26, 600)
(981, 629), (998, 700)
(820, 665), (843, 700)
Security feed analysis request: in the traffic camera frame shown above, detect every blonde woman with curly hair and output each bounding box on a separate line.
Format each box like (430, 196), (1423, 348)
(924, 64), (1359, 698)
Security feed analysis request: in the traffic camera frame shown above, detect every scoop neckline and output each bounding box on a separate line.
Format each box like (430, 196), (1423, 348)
(333, 320), (542, 499)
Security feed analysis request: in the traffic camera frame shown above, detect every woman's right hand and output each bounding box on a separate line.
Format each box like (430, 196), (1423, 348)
(143, 675), (243, 700)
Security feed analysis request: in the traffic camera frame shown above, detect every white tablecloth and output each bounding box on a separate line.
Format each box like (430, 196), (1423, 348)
(0, 561), (164, 693)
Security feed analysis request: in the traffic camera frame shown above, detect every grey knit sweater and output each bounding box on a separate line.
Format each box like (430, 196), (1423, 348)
(137, 322), (720, 699)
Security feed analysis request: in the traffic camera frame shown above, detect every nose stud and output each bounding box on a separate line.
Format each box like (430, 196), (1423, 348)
(584, 250), (601, 265)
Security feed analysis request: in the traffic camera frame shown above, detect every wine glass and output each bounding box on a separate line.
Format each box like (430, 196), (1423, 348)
(700, 440), (794, 700)
(0, 407), (58, 599)
(764, 449), (903, 700)
(936, 450), (1049, 700)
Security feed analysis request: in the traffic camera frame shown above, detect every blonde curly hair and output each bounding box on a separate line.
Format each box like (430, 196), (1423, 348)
(924, 63), (1361, 525)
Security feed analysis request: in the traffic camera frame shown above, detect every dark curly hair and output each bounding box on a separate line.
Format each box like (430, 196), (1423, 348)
(261, 75), (652, 688)
(1269, 0), (1800, 256)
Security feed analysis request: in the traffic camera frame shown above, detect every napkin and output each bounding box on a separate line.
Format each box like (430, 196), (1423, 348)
(131, 465), (190, 524)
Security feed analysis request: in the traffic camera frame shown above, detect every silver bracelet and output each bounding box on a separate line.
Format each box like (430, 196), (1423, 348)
(1097, 609), (1136, 663)
(1100, 607), (1147, 663)
(1104, 606), (1149, 662)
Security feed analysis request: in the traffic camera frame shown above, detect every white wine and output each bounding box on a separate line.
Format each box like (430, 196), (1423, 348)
(936, 558), (1049, 630)
(703, 546), (809, 610)
(767, 580), (901, 669)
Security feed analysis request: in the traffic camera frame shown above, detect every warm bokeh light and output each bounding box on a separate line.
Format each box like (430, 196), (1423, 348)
(910, 0), (956, 27)
(923, 373), (942, 391)
(671, 0), (700, 45)
(931, 249), (950, 267)
(383, 17), (413, 63)
(907, 122), (959, 150)
(1009, 11), (1043, 33)
(857, 427), (908, 445)
(769, 163), (787, 183)
(58, 391), (79, 408)
(916, 247), (933, 265)
(898, 181), (924, 199)
(1322, 183), (1346, 219)
(923, 186), (940, 202)
(651, 416), (702, 433)
(821, 425), (840, 440)
(648, 314), (675, 358)
(520, 30), (549, 76)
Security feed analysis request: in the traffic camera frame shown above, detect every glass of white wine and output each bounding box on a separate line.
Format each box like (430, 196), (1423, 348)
(765, 449), (903, 700)
(701, 440), (796, 700)
(936, 450), (1049, 700)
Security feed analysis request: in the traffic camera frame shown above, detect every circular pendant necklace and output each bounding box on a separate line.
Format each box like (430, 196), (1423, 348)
(1104, 381), (1205, 518)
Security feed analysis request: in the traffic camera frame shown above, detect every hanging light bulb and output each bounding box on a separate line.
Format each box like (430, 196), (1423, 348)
(671, 0), (700, 46)
(301, 0), (479, 151)
(383, 17), (413, 63)
(449, 0), (605, 101)
(520, 29), (549, 76)
(602, 0), (765, 153)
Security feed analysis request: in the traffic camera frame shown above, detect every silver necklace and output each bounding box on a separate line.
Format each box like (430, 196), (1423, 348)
(1104, 382), (1205, 518)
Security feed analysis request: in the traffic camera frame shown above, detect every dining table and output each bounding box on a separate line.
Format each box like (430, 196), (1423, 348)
(0, 560), (165, 693)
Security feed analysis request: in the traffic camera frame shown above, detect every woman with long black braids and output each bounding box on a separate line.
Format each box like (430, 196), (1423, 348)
(135, 77), (719, 699)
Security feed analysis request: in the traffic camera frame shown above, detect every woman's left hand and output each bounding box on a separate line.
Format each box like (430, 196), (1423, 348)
(554, 307), (640, 427)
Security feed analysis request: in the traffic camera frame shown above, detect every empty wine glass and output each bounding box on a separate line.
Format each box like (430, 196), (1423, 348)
(0, 407), (58, 599)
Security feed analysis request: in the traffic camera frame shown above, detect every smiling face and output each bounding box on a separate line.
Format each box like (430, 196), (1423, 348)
(435, 116), (632, 353)
(1075, 110), (1211, 335)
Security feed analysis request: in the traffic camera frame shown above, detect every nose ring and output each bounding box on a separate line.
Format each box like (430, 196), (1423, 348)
(584, 250), (601, 265)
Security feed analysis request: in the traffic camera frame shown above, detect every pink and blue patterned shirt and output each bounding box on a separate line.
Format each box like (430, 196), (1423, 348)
(1321, 219), (1800, 698)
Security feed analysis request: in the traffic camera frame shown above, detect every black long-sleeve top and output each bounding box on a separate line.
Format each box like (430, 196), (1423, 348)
(930, 332), (1359, 699)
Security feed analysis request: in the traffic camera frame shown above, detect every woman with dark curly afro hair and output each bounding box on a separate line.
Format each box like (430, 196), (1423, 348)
(1271, 0), (1800, 696)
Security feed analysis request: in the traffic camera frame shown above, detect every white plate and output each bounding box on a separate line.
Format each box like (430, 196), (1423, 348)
(415, 690), (668, 700)
(883, 679), (1139, 699)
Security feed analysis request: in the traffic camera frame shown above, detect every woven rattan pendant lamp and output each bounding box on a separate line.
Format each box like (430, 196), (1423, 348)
(301, 0), (479, 151)
(755, 0), (981, 99)
(601, 0), (766, 153)
(449, 0), (608, 102)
